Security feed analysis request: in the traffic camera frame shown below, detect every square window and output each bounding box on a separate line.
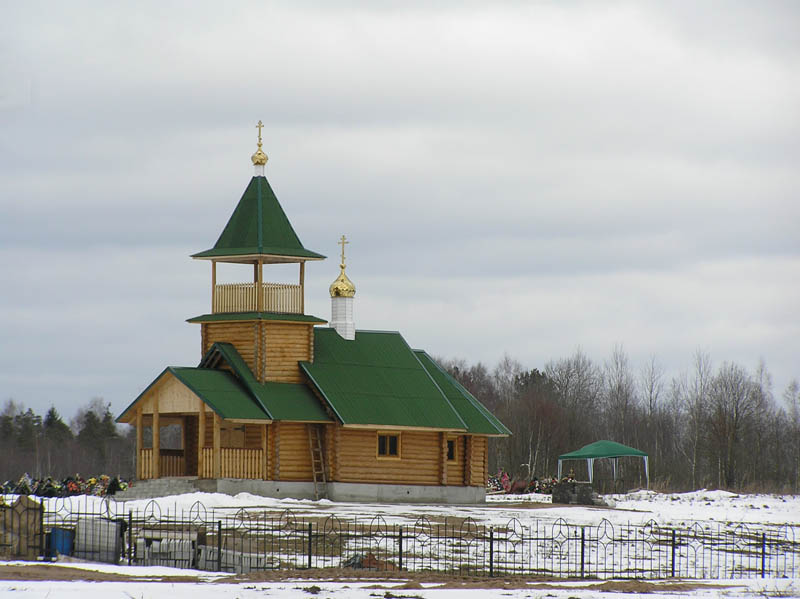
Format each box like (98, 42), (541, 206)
(377, 433), (399, 458)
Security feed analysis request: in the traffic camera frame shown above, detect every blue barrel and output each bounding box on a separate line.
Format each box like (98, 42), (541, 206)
(47, 528), (75, 557)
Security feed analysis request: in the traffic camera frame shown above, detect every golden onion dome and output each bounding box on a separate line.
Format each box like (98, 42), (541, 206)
(251, 147), (267, 166)
(329, 264), (356, 298)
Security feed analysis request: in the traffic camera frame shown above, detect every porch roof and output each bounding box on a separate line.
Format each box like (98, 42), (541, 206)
(117, 366), (270, 423)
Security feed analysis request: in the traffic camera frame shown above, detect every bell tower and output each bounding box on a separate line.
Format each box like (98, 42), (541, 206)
(188, 122), (327, 382)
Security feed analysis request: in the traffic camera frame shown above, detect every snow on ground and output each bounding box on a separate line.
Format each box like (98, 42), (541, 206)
(21, 488), (798, 530)
(0, 567), (797, 599)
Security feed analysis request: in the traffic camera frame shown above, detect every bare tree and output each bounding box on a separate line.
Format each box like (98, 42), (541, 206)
(603, 344), (638, 444)
(708, 362), (758, 488)
(784, 379), (800, 492)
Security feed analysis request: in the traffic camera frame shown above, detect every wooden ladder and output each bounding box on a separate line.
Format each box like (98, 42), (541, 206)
(308, 424), (327, 500)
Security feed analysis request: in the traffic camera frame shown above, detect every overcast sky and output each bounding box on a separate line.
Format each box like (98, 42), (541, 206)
(1, 1), (798, 420)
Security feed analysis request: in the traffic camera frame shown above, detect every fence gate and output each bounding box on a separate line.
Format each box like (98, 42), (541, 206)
(0, 496), (44, 560)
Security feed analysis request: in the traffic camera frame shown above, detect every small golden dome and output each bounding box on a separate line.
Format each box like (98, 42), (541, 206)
(251, 119), (268, 166)
(330, 265), (356, 298)
(330, 234), (355, 297)
(251, 148), (268, 166)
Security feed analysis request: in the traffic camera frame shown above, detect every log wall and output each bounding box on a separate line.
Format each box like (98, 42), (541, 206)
(446, 435), (466, 487)
(468, 436), (488, 486)
(200, 321), (313, 383)
(265, 323), (312, 383)
(276, 423), (313, 480)
(336, 429), (440, 485)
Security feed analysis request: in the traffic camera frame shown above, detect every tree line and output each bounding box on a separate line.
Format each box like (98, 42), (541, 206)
(441, 347), (800, 493)
(0, 398), (135, 482)
(2, 348), (798, 493)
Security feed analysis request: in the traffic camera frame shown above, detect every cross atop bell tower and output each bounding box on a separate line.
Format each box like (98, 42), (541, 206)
(251, 120), (268, 175)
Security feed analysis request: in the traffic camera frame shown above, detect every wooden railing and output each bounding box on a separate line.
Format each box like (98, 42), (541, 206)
(140, 448), (153, 479)
(143, 447), (264, 480)
(213, 282), (302, 314)
(139, 449), (185, 479)
(221, 448), (263, 479)
(160, 449), (185, 477)
(200, 447), (214, 479)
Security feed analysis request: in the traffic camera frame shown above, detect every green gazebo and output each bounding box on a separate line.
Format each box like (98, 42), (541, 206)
(557, 440), (649, 489)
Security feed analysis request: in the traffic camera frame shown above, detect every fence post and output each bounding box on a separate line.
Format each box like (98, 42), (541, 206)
(398, 526), (403, 571)
(128, 511), (133, 566)
(217, 521), (222, 572)
(39, 501), (45, 559)
(670, 529), (676, 578)
(580, 527), (585, 578)
(489, 527), (494, 578)
(307, 523), (313, 569)
(761, 532), (766, 578)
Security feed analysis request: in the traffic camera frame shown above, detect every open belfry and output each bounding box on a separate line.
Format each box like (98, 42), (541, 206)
(117, 123), (510, 503)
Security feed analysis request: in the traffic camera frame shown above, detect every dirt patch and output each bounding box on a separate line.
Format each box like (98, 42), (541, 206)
(581, 580), (740, 593)
(0, 564), (206, 583)
(0, 564), (743, 593)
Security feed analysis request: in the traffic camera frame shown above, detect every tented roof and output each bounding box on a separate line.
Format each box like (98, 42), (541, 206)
(192, 176), (325, 263)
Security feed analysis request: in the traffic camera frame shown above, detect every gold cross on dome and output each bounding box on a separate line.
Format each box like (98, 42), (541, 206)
(255, 120), (264, 146)
(338, 235), (349, 266)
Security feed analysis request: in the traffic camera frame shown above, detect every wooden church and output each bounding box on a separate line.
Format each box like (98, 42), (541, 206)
(117, 124), (510, 503)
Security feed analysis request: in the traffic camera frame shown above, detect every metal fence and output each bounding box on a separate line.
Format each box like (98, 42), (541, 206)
(4, 496), (799, 579)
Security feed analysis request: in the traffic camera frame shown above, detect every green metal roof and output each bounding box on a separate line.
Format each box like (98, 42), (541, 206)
(202, 342), (330, 423)
(300, 328), (467, 430)
(559, 440), (647, 460)
(187, 312), (326, 324)
(192, 176), (325, 262)
(116, 366), (270, 422)
(414, 351), (511, 436)
(169, 367), (269, 419)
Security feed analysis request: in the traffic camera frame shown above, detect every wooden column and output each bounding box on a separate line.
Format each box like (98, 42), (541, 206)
(333, 426), (340, 482)
(255, 260), (263, 312)
(197, 400), (206, 478)
(440, 433), (448, 486)
(261, 423), (268, 480)
(136, 407), (143, 480)
(211, 260), (217, 311)
(299, 262), (305, 313)
(152, 398), (160, 479)
(213, 414), (221, 478)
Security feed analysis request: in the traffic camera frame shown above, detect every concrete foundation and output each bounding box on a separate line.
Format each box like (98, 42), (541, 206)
(118, 478), (486, 504)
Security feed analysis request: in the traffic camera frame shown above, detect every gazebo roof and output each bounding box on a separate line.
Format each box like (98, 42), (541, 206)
(559, 440), (647, 461)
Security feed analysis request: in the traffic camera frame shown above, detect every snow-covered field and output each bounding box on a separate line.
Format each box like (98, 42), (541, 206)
(15, 487), (800, 530)
(1, 490), (798, 598)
